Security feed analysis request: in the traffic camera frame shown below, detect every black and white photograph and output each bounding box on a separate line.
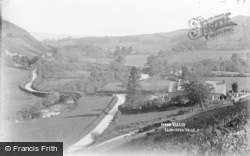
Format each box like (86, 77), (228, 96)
(1, 0), (250, 156)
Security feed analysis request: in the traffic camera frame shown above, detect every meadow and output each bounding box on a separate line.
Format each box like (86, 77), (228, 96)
(101, 78), (170, 92)
(3, 95), (115, 148)
(2, 67), (44, 120)
(35, 70), (90, 92)
(81, 50), (250, 67)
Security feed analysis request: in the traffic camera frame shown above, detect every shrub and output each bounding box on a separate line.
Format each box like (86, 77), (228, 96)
(16, 106), (42, 120)
(43, 92), (60, 107)
(91, 132), (100, 142)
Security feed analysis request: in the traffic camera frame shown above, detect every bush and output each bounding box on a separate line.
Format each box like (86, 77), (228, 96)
(16, 106), (42, 120)
(43, 92), (60, 107)
(91, 132), (100, 142)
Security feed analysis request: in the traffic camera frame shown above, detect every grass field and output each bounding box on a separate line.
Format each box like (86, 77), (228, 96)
(44, 70), (90, 79)
(2, 95), (114, 148)
(2, 67), (44, 120)
(102, 78), (170, 92)
(36, 70), (90, 92)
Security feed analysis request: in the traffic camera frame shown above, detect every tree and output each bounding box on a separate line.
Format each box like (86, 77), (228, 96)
(146, 55), (170, 77)
(232, 82), (238, 93)
(182, 65), (189, 79)
(231, 53), (240, 63)
(172, 62), (181, 73)
(182, 79), (214, 111)
(109, 55), (127, 82)
(126, 67), (141, 103)
(115, 55), (126, 65)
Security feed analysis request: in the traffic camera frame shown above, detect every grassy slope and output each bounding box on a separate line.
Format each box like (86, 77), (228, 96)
(2, 20), (50, 57)
(2, 67), (44, 119)
(2, 66), (115, 150)
(3, 96), (114, 147)
(109, 99), (249, 155)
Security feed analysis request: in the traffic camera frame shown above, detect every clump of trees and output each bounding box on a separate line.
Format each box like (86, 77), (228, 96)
(13, 55), (41, 69)
(113, 46), (132, 57)
(119, 66), (144, 112)
(89, 55), (129, 92)
(182, 78), (214, 111)
(144, 51), (170, 77)
(16, 105), (42, 121)
(144, 52), (250, 79)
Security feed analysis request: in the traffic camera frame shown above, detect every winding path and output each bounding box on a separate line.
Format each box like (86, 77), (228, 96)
(24, 68), (39, 92)
(67, 94), (126, 152)
(23, 68), (51, 94)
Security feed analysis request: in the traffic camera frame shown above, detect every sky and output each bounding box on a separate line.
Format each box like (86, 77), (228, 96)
(2, 0), (250, 37)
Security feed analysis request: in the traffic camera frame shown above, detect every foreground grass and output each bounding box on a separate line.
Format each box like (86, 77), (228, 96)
(2, 95), (115, 149)
(2, 67), (44, 120)
(108, 100), (249, 156)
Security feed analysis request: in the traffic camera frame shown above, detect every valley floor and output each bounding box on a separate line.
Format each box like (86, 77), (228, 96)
(1, 67), (116, 150)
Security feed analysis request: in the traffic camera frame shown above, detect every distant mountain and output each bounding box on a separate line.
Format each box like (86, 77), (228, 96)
(44, 16), (250, 54)
(1, 20), (51, 57)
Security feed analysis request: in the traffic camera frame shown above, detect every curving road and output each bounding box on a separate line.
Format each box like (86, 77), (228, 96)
(67, 94), (126, 152)
(24, 68), (51, 93)
(24, 68), (38, 92)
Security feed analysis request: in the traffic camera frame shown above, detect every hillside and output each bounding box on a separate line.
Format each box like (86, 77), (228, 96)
(43, 16), (250, 55)
(1, 20), (51, 57)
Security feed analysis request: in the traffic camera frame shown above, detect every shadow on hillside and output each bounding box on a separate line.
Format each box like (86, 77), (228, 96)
(64, 114), (99, 118)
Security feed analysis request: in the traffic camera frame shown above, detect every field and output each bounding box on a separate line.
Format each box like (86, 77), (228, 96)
(2, 67), (44, 120)
(81, 54), (152, 67)
(43, 70), (90, 79)
(81, 50), (250, 67)
(102, 78), (170, 92)
(2, 95), (115, 148)
(206, 76), (250, 91)
(36, 70), (90, 92)
(167, 50), (250, 64)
